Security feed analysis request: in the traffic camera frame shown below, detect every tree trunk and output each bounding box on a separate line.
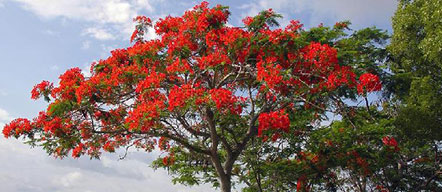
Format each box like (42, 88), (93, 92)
(212, 156), (232, 192)
(219, 174), (232, 192)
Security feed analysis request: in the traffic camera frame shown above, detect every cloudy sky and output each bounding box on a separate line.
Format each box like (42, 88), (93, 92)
(0, 0), (398, 191)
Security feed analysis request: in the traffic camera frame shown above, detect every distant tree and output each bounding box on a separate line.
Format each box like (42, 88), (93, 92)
(382, 0), (442, 190)
(388, 0), (442, 141)
(2, 2), (388, 192)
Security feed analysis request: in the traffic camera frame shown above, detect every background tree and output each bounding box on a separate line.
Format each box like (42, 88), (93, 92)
(2, 2), (389, 192)
(384, 0), (442, 190)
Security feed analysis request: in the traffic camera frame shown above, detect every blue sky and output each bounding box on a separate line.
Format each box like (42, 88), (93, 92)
(0, 0), (397, 191)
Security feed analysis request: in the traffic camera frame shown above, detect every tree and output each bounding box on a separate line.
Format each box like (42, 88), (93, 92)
(388, 0), (442, 141)
(382, 0), (442, 190)
(2, 2), (384, 191)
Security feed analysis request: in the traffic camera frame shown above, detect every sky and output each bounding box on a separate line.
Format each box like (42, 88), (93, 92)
(0, 0), (398, 191)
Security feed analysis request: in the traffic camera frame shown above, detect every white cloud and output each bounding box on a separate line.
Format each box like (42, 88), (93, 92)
(82, 41), (91, 49)
(11, 0), (157, 40)
(42, 29), (58, 36)
(83, 27), (116, 40)
(58, 171), (82, 187)
(134, 0), (154, 13)
(50, 65), (60, 71)
(81, 62), (94, 77)
(0, 137), (218, 192)
(100, 44), (118, 57)
(13, 0), (136, 24)
(0, 108), (13, 127)
(145, 23), (159, 40)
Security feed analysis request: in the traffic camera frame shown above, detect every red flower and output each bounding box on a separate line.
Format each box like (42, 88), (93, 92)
(300, 42), (338, 70)
(242, 16), (254, 26)
(51, 68), (84, 100)
(131, 16), (152, 43)
(357, 73), (381, 94)
(43, 117), (62, 134)
(258, 110), (290, 139)
(103, 141), (116, 152)
(327, 66), (356, 89)
(210, 88), (242, 115)
(134, 16), (152, 24)
(126, 98), (165, 132)
(72, 143), (85, 158)
(31, 80), (53, 100)
(382, 136), (400, 152)
(130, 29), (139, 43)
(2, 118), (32, 138)
(296, 175), (307, 191)
(285, 20), (303, 32)
(75, 82), (95, 103)
(168, 84), (205, 111)
(257, 57), (285, 90)
(135, 71), (166, 93)
(162, 154), (175, 166)
(158, 137), (170, 151)
(197, 52), (231, 70)
(334, 22), (348, 29)
(376, 185), (389, 192)
(166, 58), (193, 74)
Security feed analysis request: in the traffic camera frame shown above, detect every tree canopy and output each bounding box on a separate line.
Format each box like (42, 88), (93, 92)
(3, 1), (441, 192)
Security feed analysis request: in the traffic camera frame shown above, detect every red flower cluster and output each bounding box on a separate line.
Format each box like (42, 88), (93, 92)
(357, 73), (381, 94)
(285, 20), (303, 33)
(258, 110), (290, 138)
(103, 141), (116, 152)
(168, 84), (206, 111)
(72, 143), (84, 158)
(126, 95), (165, 132)
(51, 68), (84, 100)
(327, 66), (356, 90)
(197, 51), (231, 70)
(210, 88), (242, 115)
(242, 9), (276, 29)
(242, 16), (254, 26)
(43, 117), (62, 134)
(334, 22), (348, 29)
(75, 82), (95, 103)
(296, 175), (307, 192)
(348, 151), (371, 175)
(382, 136), (400, 152)
(131, 16), (152, 43)
(31, 80), (53, 100)
(162, 154), (175, 166)
(300, 42), (338, 71)
(158, 136), (170, 151)
(257, 57), (284, 90)
(256, 41), (346, 95)
(166, 58), (193, 74)
(135, 71), (166, 93)
(376, 185), (389, 192)
(2, 118), (31, 138)
(193, 2), (229, 33)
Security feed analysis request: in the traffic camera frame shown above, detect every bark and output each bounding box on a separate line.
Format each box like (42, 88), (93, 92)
(219, 174), (232, 192)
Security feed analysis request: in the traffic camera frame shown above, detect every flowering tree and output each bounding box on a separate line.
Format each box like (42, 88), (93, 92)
(2, 2), (385, 191)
